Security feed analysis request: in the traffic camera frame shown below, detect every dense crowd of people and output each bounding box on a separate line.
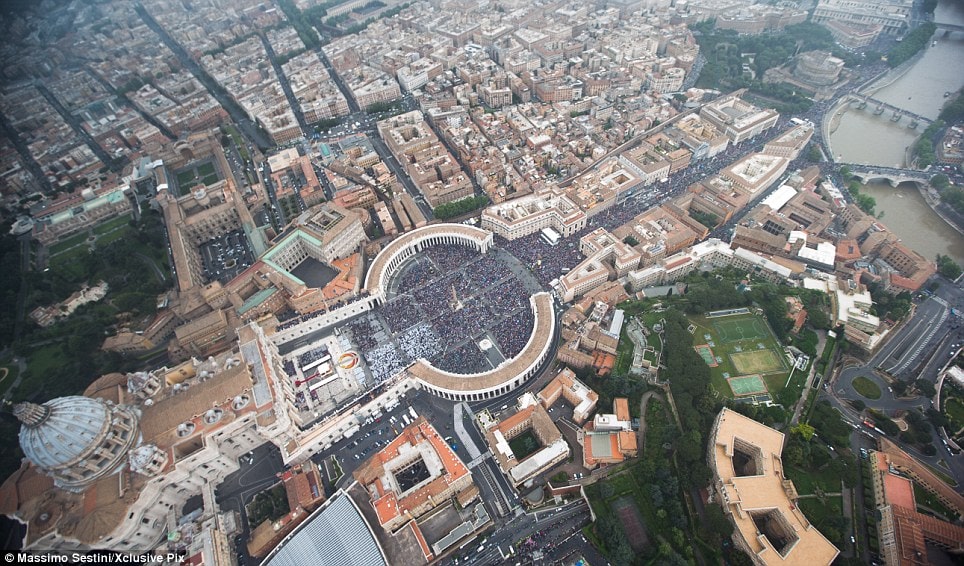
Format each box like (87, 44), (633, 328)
(499, 233), (586, 288)
(394, 258), (439, 294)
(491, 308), (535, 359)
(380, 295), (423, 334)
(338, 244), (542, 381)
(485, 283), (531, 317)
(397, 322), (441, 361)
(363, 341), (407, 384)
(297, 346), (329, 368)
(435, 341), (490, 374)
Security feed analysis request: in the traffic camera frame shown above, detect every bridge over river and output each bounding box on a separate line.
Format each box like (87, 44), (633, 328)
(838, 164), (933, 186)
(844, 94), (934, 129)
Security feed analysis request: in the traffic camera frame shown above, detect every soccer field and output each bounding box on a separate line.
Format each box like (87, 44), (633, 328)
(713, 317), (769, 343)
(730, 349), (785, 374)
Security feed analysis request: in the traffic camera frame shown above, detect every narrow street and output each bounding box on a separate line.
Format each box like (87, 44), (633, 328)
(133, 3), (274, 151)
(258, 33), (308, 134)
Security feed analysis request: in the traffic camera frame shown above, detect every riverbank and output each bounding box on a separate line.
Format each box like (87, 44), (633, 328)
(822, 54), (924, 162)
(916, 182), (964, 238)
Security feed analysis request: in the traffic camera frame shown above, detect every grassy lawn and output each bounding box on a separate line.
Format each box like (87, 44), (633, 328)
(330, 456), (344, 483)
(797, 496), (844, 547)
(508, 429), (541, 460)
(49, 231), (91, 254)
(175, 169), (194, 186)
(786, 462), (841, 495)
(0, 362), (20, 398)
(913, 482), (959, 520)
(95, 226), (131, 247)
(852, 376), (882, 400)
(197, 162), (216, 177)
(49, 244), (90, 267)
(614, 325), (634, 376)
(686, 313), (790, 401)
(945, 396), (964, 431)
(224, 124), (250, 161)
(647, 331), (662, 349)
(13, 345), (68, 399)
(92, 214), (132, 236)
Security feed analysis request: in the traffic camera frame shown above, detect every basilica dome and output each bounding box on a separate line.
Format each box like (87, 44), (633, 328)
(14, 396), (140, 492)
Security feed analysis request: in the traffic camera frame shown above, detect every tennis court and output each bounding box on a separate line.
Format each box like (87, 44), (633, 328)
(730, 349), (784, 374)
(694, 344), (718, 367)
(727, 374), (768, 397)
(612, 496), (650, 552)
(713, 317), (769, 344)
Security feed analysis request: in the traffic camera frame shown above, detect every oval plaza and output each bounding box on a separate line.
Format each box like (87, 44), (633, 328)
(279, 223), (555, 403)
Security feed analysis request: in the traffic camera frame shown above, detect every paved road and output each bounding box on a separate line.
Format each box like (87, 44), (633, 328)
(827, 282), (964, 493)
(134, 3), (274, 151)
(259, 32), (308, 134)
(134, 252), (166, 283)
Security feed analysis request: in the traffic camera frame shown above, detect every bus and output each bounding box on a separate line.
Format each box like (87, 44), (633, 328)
(402, 414), (411, 427)
(408, 407), (418, 421)
(540, 227), (561, 246)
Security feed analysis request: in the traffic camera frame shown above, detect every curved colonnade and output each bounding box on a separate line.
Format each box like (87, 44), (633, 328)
(280, 223), (552, 403)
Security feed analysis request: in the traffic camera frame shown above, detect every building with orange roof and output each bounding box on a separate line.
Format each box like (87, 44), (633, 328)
(247, 461), (329, 557)
(538, 368), (599, 424)
(353, 417), (476, 532)
(580, 397), (638, 469)
(709, 408), (839, 566)
(867, 446), (964, 565)
(483, 403), (570, 488)
(784, 296), (808, 334)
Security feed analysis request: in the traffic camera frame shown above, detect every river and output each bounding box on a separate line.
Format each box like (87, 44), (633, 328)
(830, 0), (964, 264)
(860, 180), (964, 264)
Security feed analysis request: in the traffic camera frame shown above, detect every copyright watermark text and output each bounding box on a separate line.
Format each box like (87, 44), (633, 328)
(4, 552), (181, 564)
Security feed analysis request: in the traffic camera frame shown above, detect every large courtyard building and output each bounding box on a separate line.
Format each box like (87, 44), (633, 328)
(709, 408), (839, 566)
(32, 183), (136, 246)
(481, 191), (587, 241)
(353, 418), (477, 532)
(700, 91), (780, 145)
(812, 0), (912, 35)
(866, 446), (964, 565)
(483, 400), (570, 487)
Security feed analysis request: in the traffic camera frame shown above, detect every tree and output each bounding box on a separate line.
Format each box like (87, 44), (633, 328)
(936, 254), (962, 280)
(784, 443), (805, 468)
(791, 422), (816, 441)
(914, 379), (936, 398)
(806, 143), (822, 163)
(930, 174), (951, 191)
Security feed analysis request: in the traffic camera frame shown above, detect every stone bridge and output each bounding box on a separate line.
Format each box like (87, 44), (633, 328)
(841, 164), (932, 187)
(935, 21), (964, 35)
(844, 94), (933, 129)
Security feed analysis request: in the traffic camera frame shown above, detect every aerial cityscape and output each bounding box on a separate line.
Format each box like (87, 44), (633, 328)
(0, 0), (963, 564)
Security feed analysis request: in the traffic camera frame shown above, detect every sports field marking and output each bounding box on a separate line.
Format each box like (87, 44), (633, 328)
(730, 349), (784, 374)
(727, 374), (768, 396)
(712, 317), (769, 344)
(694, 344), (718, 367)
